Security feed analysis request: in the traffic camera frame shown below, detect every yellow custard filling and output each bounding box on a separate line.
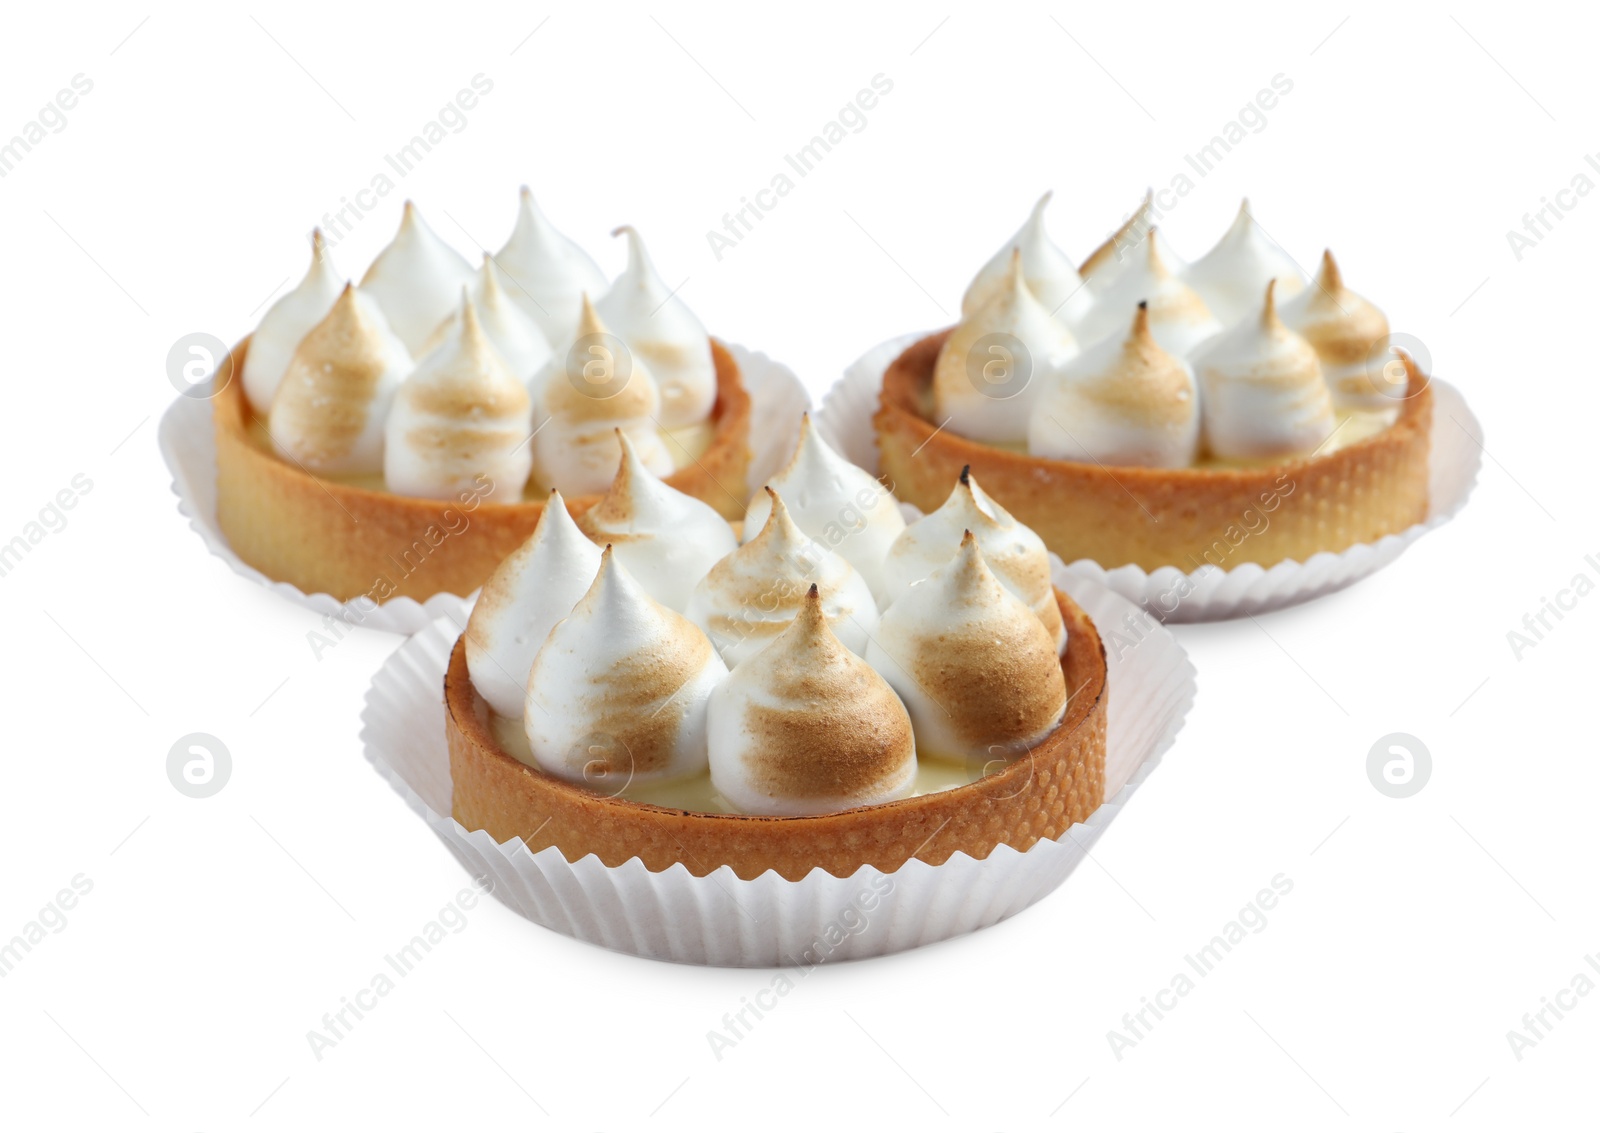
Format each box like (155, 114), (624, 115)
(245, 417), (714, 499)
(490, 713), (983, 813)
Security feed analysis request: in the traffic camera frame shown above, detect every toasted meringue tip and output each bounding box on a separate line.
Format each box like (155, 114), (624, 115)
(959, 463), (971, 485)
(1317, 248), (1343, 291)
(1261, 278), (1279, 325)
(1130, 301), (1153, 339)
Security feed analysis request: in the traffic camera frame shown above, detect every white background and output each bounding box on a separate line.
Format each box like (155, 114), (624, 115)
(0, 1), (1593, 1129)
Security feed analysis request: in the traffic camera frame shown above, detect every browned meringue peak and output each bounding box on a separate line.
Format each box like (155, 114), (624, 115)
(1278, 249), (1392, 390)
(268, 283), (410, 474)
(1076, 228), (1220, 356)
(524, 545), (727, 788)
(383, 291), (534, 500)
(1078, 189), (1188, 292)
(576, 431), (738, 611)
(1027, 302), (1200, 469)
(685, 488), (879, 666)
(1194, 280), (1336, 462)
(880, 467), (1065, 650)
(532, 294), (672, 495)
(866, 532), (1067, 764)
(708, 585), (916, 816)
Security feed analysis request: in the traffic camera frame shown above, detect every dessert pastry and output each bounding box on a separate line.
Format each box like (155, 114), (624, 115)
(530, 296), (675, 496)
(1027, 302), (1199, 470)
(708, 586), (916, 816)
(464, 490), (601, 719)
(1073, 230), (1220, 356)
(873, 193), (1432, 572)
(686, 487), (878, 666)
(1193, 281), (1335, 462)
(933, 251), (1078, 444)
(421, 253), (551, 387)
(880, 467), (1063, 650)
(742, 414), (906, 602)
(1184, 199), (1304, 326)
(242, 229), (342, 414)
(595, 227), (717, 428)
(962, 191), (1095, 329)
(385, 292), (534, 502)
(1280, 250), (1393, 409)
(445, 466), (1109, 880)
(212, 192), (751, 602)
(494, 186), (609, 344)
(574, 432), (738, 611)
(267, 284), (409, 475)
(359, 202), (475, 354)
(523, 547), (728, 790)
(866, 533), (1067, 764)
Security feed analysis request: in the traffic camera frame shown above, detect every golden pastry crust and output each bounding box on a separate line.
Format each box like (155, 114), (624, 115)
(875, 330), (1432, 571)
(446, 589), (1108, 881)
(213, 335), (751, 602)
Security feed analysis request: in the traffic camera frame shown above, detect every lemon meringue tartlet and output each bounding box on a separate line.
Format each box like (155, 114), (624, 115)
(445, 464), (1108, 881)
(213, 192), (751, 603)
(874, 193), (1432, 573)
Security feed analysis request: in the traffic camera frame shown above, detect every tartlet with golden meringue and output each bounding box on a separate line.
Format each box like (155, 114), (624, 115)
(211, 192), (752, 604)
(445, 583), (1106, 881)
(876, 327), (1430, 572)
(872, 194), (1432, 573)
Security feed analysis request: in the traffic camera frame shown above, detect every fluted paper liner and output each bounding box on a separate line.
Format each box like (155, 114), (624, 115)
(360, 571), (1193, 966)
(824, 332), (1481, 622)
(161, 342), (811, 635)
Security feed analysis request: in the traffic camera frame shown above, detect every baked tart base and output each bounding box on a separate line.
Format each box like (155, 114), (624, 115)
(446, 589), (1108, 882)
(213, 335), (752, 602)
(874, 330), (1432, 572)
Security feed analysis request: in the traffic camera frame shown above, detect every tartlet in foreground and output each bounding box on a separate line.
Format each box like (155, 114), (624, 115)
(446, 587), (1106, 882)
(446, 437), (1107, 882)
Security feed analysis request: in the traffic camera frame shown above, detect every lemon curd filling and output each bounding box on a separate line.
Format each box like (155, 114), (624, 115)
(246, 416), (713, 498)
(490, 712), (985, 813)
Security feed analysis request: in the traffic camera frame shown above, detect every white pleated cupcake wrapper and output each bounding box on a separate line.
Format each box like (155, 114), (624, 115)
(359, 570), (1195, 966)
(159, 343), (813, 636)
(822, 332), (1483, 622)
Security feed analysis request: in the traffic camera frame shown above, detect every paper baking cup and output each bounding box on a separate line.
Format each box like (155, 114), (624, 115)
(820, 333), (1482, 622)
(359, 570), (1194, 966)
(160, 343), (812, 636)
